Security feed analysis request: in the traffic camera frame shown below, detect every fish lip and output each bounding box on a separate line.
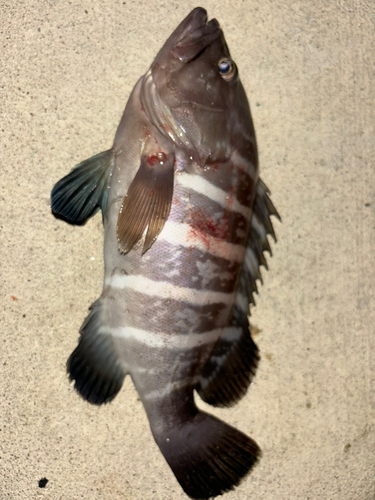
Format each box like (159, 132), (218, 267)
(170, 8), (221, 63)
(172, 19), (221, 63)
(177, 7), (209, 42)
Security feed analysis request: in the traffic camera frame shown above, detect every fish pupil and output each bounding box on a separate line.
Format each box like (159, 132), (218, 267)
(218, 60), (231, 74)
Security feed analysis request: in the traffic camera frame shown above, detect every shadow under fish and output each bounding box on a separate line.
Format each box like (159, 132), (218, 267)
(51, 7), (280, 499)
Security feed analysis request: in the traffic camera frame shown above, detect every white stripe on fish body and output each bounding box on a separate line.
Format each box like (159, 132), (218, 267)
(250, 213), (267, 241)
(105, 273), (235, 306)
(103, 325), (224, 350)
(176, 172), (252, 220)
(221, 326), (244, 342)
(230, 150), (258, 181)
(198, 326), (243, 391)
(157, 220), (247, 262)
(234, 292), (250, 315)
(142, 376), (201, 401)
(108, 361), (158, 376)
(245, 246), (259, 277)
(129, 365), (158, 375)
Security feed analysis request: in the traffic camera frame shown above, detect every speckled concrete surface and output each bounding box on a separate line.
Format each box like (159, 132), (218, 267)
(1, 1), (374, 499)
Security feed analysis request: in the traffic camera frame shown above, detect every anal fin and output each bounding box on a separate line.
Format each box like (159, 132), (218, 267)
(117, 151), (175, 254)
(51, 149), (115, 224)
(67, 300), (126, 405)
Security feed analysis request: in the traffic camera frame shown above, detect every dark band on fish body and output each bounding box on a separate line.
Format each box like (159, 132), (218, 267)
(197, 303), (259, 408)
(103, 286), (231, 335)
(202, 159), (258, 207)
(108, 240), (242, 294)
(171, 186), (251, 245)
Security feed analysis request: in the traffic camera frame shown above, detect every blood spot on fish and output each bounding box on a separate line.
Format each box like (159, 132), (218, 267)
(147, 152), (167, 166)
(172, 194), (182, 207)
(187, 224), (211, 250)
(187, 207), (230, 247)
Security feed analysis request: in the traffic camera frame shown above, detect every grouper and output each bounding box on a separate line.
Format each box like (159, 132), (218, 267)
(51, 7), (279, 499)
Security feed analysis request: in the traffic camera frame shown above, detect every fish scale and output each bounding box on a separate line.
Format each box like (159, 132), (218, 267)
(51, 7), (280, 499)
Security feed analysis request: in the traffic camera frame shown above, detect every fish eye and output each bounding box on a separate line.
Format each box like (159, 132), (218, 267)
(218, 58), (236, 82)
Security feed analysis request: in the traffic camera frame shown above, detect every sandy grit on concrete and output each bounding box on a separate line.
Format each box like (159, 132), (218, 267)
(1, 1), (374, 499)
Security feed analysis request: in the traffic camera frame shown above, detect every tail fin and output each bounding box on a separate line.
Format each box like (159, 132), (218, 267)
(155, 411), (260, 499)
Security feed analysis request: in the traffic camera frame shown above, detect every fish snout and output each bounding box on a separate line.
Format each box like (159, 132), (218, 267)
(172, 9), (221, 63)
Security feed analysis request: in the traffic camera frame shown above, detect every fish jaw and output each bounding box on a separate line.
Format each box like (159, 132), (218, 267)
(152, 8), (214, 67)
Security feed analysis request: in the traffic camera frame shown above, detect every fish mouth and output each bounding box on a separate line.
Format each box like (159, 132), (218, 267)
(172, 8), (221, 63)
(176, 7), (210, 40)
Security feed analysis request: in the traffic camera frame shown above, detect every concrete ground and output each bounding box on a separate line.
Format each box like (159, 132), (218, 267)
(1, 1), (374, 499)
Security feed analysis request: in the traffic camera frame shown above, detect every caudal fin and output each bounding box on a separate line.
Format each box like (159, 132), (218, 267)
(155, 411), (260, 499)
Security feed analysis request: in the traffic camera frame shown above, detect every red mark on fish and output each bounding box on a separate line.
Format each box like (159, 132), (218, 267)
(187, 207), (230, 249)
(147, 152), (167, 166)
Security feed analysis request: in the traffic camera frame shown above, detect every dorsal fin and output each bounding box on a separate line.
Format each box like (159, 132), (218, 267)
(196, 178), (280, 407)
(240, 178), (280, 308)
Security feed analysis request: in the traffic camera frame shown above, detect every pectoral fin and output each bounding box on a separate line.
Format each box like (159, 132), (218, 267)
(51, 149), (115, 224)
(117, 152), (175, 254)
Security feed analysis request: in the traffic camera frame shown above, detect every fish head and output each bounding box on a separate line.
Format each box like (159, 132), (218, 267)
(142, 8), (256, 166)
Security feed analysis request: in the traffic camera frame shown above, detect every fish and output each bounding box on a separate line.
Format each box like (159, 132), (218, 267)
(51, 7), (280, 499)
